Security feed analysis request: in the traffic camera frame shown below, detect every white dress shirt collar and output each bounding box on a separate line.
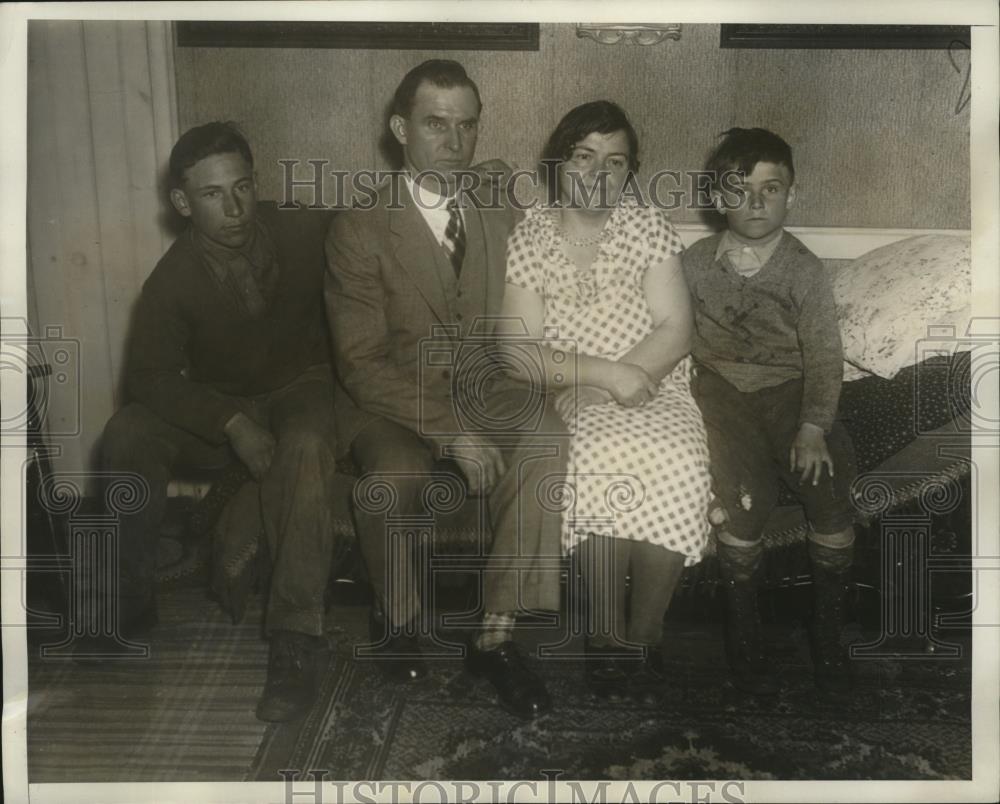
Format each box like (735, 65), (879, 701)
(403, 173), (464, 248)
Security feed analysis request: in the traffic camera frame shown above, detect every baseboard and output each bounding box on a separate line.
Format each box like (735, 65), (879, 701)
(672, 223), (970, 260)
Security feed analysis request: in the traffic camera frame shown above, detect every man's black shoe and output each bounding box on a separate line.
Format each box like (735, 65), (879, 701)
(585, 643), (634, 701)
(468, 641), (551, 719)
(255, 630), (322, 723)
(364, 609), (427, 683)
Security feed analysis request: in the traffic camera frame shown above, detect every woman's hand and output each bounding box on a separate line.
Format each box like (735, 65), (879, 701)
(790, 422), (834, 486)
(554, 385), (612, 421)
(602, 362), (658, 407)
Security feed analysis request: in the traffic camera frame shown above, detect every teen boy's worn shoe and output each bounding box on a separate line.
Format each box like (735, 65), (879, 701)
(255, 630), (322, 722)
(468, 641), (551, 719)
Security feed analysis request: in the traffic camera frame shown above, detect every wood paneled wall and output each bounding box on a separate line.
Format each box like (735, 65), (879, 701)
(27, 21), (178, 483)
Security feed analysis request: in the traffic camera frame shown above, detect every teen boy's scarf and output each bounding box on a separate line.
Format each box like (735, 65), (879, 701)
(194, 220), (280, 318)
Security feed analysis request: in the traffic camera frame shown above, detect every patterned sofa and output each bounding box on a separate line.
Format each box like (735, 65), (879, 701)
(158, 203), (973, 623)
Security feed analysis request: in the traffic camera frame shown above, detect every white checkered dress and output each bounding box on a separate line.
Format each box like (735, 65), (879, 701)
(506, 200), (712, 565)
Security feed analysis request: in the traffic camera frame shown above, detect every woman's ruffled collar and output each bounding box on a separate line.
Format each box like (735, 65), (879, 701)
(528, 197), (639, 304)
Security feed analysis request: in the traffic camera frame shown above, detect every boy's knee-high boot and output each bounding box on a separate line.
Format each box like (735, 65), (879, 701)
(716, 540), (779, 696)
(808, 539), (855, 693)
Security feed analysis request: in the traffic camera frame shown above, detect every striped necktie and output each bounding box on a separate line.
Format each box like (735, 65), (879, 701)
(443, 199), (465, 278)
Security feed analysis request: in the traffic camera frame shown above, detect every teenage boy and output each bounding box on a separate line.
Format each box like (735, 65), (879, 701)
(100, 122), (341, 722)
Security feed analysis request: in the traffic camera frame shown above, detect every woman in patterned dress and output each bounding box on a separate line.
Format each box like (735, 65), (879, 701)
(498, 101), (713, 699)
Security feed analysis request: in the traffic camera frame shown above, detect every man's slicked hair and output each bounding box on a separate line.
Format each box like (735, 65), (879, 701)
(168, 121), (254, 190)
(706, 127), (795, 188)
(391, 59), (483, 119)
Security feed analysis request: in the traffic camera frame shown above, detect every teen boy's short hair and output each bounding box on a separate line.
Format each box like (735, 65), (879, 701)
(168, 121), (253, 190)
(706, 127), (795, 188)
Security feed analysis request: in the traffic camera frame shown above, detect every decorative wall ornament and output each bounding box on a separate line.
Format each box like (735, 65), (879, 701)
(576, 23), (682, 46)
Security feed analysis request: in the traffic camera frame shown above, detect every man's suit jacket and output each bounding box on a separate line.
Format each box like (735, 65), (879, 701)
(324, 174), (520, 453)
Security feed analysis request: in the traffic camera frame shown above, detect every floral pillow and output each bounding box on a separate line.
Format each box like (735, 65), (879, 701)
(831, 234), (971, 379)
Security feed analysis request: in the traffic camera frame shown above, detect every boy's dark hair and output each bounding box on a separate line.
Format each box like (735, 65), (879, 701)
(168, 122), (253, 190)
(706, 127), (794, 187)
(391, 59), (483, 119)
(540, 100), (640, 186)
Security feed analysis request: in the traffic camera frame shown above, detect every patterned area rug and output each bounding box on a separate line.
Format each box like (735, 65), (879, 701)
(251, 604), (971, 782)
(26, 565), (971, 782)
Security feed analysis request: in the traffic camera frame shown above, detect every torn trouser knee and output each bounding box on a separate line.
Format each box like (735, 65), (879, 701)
(708, 480), (778, 543)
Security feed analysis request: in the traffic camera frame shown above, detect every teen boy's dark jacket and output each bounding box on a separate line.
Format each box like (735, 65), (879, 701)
(125, 203), (332, 444)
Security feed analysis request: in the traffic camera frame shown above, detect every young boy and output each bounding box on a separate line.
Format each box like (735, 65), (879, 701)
(683, 128), (857, 695)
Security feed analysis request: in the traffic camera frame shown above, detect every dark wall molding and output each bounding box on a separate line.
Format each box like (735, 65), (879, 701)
(720, 24), (970, 50)
(175, 21), (540, 51)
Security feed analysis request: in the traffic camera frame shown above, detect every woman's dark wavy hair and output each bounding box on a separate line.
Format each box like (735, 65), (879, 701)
(539, 100), (640, 190)
(168, 121), (253, 190)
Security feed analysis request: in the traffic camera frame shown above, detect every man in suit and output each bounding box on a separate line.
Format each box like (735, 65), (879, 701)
(325, 60), (566, 719)
(99, 122), (342, 723)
